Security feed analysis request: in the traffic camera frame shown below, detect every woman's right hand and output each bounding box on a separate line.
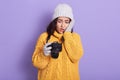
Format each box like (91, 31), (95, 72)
(43, 43), (52, 56)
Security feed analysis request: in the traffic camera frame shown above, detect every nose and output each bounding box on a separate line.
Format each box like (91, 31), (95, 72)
(61, 22), (65, 28)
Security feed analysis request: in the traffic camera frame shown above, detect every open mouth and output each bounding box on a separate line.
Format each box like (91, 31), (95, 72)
(60, 28), (65, 32)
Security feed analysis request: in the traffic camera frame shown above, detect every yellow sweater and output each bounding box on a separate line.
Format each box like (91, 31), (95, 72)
(32, 31), (83, 80)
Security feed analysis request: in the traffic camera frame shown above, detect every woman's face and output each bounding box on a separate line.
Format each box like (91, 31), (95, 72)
(56, 17), (70, 34)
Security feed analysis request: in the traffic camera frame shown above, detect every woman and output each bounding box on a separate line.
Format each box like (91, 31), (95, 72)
(32, 3), (83, 80)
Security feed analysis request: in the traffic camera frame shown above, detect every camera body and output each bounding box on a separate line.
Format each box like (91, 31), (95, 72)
(47, 42), (62, 59)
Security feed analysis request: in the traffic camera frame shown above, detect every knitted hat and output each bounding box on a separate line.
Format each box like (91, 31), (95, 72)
(52, 3), (74, 21)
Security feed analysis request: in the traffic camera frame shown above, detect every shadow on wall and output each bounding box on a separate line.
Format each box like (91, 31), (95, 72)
(19, 12), (52, 80)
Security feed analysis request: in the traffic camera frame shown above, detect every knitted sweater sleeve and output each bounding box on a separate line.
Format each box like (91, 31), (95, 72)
(63, 32), (84, 63)
(32, 33), (50, 69)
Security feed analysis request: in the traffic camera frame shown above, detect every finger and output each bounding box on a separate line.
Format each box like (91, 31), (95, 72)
(44, 51), (51, 56)
(45, 42), (52, 46)
(46, 46), (52, 50)
(45, 50), (51, 54)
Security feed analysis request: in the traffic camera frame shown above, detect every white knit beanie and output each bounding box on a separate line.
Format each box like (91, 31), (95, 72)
(52, 4), (75, 31)
(52, 3), (74, 21)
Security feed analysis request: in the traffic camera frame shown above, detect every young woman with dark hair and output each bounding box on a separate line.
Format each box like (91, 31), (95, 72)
(32, 3), (84, 80)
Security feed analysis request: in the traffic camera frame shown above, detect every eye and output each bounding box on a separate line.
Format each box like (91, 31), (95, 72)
(57, 19), (62, 23)
(65, 21), (70, 24)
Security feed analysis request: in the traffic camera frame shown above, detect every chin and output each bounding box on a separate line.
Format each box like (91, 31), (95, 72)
(59, 31), (64, 34)
(56, 30), (64, 34)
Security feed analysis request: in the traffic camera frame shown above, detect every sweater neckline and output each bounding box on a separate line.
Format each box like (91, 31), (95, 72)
(53, 30), (63, 40)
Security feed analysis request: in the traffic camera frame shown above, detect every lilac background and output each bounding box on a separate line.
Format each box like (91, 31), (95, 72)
(0, 0), (120, 80)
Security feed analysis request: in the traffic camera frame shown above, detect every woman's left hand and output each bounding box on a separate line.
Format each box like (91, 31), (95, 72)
(65, 19), (75, 32)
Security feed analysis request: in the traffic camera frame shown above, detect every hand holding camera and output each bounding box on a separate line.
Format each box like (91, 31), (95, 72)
(43, 42), (62, 59)
(43, 42), (52, 56)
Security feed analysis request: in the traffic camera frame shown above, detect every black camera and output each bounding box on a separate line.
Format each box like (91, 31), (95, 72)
(47, 42), (62, 59)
